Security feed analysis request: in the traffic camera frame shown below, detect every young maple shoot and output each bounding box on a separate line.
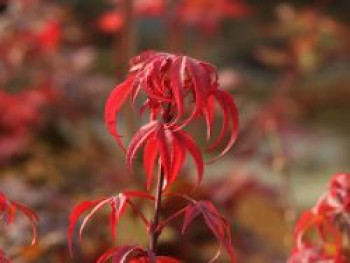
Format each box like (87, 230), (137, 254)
(68, 50), (239, 262)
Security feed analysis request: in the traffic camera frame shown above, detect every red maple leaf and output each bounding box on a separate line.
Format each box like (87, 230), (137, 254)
(127, 121), (203, 189)
(68, 191), (154, 253)
(98, 11), (125, 33)
(182, 200), (236, 262)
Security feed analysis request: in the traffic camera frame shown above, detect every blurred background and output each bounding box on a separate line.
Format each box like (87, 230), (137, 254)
(0, 0), (349, 262)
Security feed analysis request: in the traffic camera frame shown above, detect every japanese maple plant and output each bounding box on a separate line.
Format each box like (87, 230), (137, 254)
(68, 50), (239, 262)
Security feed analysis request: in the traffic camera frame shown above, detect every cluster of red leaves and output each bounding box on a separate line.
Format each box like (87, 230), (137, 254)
(289, 173), (350, 263)
(70, 193), (236, 262)
(0, 87), (56, 162)
(105, 50), (238, 186)
(0, 2), (62, 89)
(70, 50), (238, 262)
(0, 3), (61, 160)
(128, 121), (203, 189)
(68, 190), (181, 262)
(0, 19), (61, 69)
(0, 192), (39, 261)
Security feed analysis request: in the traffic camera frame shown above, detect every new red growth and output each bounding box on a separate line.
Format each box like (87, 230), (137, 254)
(69, 50), (239, 262)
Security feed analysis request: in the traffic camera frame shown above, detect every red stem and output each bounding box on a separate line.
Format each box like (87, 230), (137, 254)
(149, 167), (165, 257)
(149, 105), (173, 259)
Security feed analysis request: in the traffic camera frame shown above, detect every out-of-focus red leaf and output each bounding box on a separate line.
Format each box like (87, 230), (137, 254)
(0, 135), (27, 164)
(11, 201), (39, 245)
(98, 11), (124, 33)
(289, 173), (350, 262)
(134, 0), (165, 16)
(290, 210), (344, 262)
(36, 21), (61, 52)
(68, 198), (107, 253)
(0, 192), (39, 246)
(68, 192), (154, 253)
(293, 211), (321, 247)
(288, 246), (345, 263)
(0, 87), (57, 162)
(0, 249), (11, 263)
(182, 201), (236, 262)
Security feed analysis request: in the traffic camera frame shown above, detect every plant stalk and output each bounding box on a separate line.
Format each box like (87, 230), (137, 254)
(150, 167), (165, 257)
(149, 103), (172, 259)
